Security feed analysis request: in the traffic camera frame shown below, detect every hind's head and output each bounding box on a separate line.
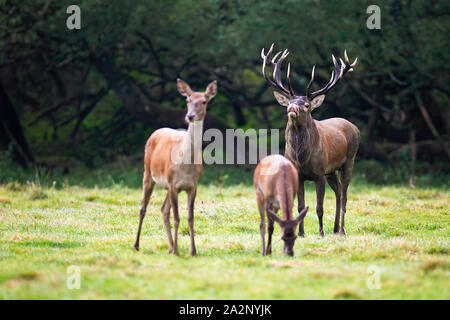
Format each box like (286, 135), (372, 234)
(177, 79), (217, 123)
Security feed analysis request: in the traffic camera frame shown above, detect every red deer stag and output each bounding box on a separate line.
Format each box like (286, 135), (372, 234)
(254, 154), (309, 256)
(134, 79), (217, 255)
(261, 44), (359, 237)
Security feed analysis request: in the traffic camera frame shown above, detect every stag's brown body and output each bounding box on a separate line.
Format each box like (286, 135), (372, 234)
(254, 155), (308, 256)
(285, 114), (359, 236)
(261, 44), (360, 236)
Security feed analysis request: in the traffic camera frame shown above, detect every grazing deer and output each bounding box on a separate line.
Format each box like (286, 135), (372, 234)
(254, 154), (309, 256)
(133, 79), (217, 255)
(261, 44), (360, 237)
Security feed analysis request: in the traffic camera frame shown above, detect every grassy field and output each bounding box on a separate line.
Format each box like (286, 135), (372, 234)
(0, 164), (449, 299)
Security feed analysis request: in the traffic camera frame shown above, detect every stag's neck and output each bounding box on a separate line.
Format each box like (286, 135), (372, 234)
(185, 119), (204, 165)
(285, 117), (318, 167)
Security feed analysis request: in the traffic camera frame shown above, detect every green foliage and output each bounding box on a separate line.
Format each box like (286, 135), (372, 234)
(1, 0), (449, 167)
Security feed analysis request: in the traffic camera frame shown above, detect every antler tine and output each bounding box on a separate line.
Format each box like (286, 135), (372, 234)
(261, 44), (281, 90)
(306, 65), (315, 97)
(272, 49), (289, 85)
(286, 63), (295, 96)
(260, 44), (295, 97)
(307, 50), (357, 100)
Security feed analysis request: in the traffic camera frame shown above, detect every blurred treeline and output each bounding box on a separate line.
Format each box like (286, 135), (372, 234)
(0, 0), (449, 177)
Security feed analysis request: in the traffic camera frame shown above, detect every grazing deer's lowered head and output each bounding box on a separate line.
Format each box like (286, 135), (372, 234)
(268, 206), (308, 256)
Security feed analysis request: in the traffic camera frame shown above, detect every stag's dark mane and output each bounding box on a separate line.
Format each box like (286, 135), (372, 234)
(285, 117), (316, 168)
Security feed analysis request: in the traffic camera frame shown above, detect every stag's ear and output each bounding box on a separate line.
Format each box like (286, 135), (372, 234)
(267, 211), (281, 224)
(273, 91), (290, 107)
(177, 78), (193, 97)
(205, 80), (217, 102)
(295, 206), (309, 224)
(309, 95), (325, 111)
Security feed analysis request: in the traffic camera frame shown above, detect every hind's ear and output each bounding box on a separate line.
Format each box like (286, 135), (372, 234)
(177, 78), (193, 97)
(205, 80), (217, 102)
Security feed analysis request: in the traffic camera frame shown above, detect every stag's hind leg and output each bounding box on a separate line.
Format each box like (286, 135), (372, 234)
(339, 157), (356, 236)
(326, 172), (342, 234)
(134, 169), (155, 251)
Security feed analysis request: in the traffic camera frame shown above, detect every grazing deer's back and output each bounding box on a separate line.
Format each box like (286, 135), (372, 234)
(254, 155), (298, 217)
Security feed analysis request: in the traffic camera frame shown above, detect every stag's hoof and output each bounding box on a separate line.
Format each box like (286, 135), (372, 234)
(190, 250), (197, 257)
(133, 244), (139, 251)
(339, 230), (346, 237)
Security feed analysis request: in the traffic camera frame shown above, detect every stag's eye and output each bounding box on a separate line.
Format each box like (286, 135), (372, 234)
(202, 101), (206, 104)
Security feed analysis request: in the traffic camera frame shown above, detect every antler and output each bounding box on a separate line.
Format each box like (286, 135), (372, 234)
(261, 44), (296, 97)
(306, 50), (358, 100)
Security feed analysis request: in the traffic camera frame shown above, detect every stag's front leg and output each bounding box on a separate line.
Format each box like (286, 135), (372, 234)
(169, 187), (180, 254)
(297, 177), (305, 237)
(315, 176), (326, 237)
(187, 188), (197, 256)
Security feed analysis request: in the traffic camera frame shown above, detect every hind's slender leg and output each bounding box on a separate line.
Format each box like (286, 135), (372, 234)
(187, 187), (197, 256)
(297, 176), (305, 237)
(315, 176), (326, 237)
(134, 169), (155, 251)
(256, 193), (266, 256)
(327, 172), (342, 234)
(169, 187), (180, 255)
(340, 157), (355, 236)
(266, 203), (275, 255)
(161, 193), (174, 252)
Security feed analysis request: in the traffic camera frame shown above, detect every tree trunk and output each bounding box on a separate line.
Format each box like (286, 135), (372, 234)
(0, 82), (34, 168)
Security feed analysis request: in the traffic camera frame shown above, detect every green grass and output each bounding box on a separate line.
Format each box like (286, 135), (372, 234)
(0, 164), (449, 299)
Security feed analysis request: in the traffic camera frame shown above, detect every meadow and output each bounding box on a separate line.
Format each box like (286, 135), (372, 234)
(0, 162), (449, 299)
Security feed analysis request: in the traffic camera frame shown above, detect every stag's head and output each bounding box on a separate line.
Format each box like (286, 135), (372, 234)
(268, 207), (308, 256)
(177, 79), (217, 123)
(261, 44), (357, 125)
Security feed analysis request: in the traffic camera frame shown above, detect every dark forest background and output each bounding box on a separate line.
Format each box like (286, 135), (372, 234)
(0, 0), (449, 184)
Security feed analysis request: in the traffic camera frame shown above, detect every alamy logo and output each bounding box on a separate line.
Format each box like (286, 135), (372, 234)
(66, 265), (81, 290)
(366, 5), (381, 30)
(66, 5), (81, 30)
(366, 265), (381, 290)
